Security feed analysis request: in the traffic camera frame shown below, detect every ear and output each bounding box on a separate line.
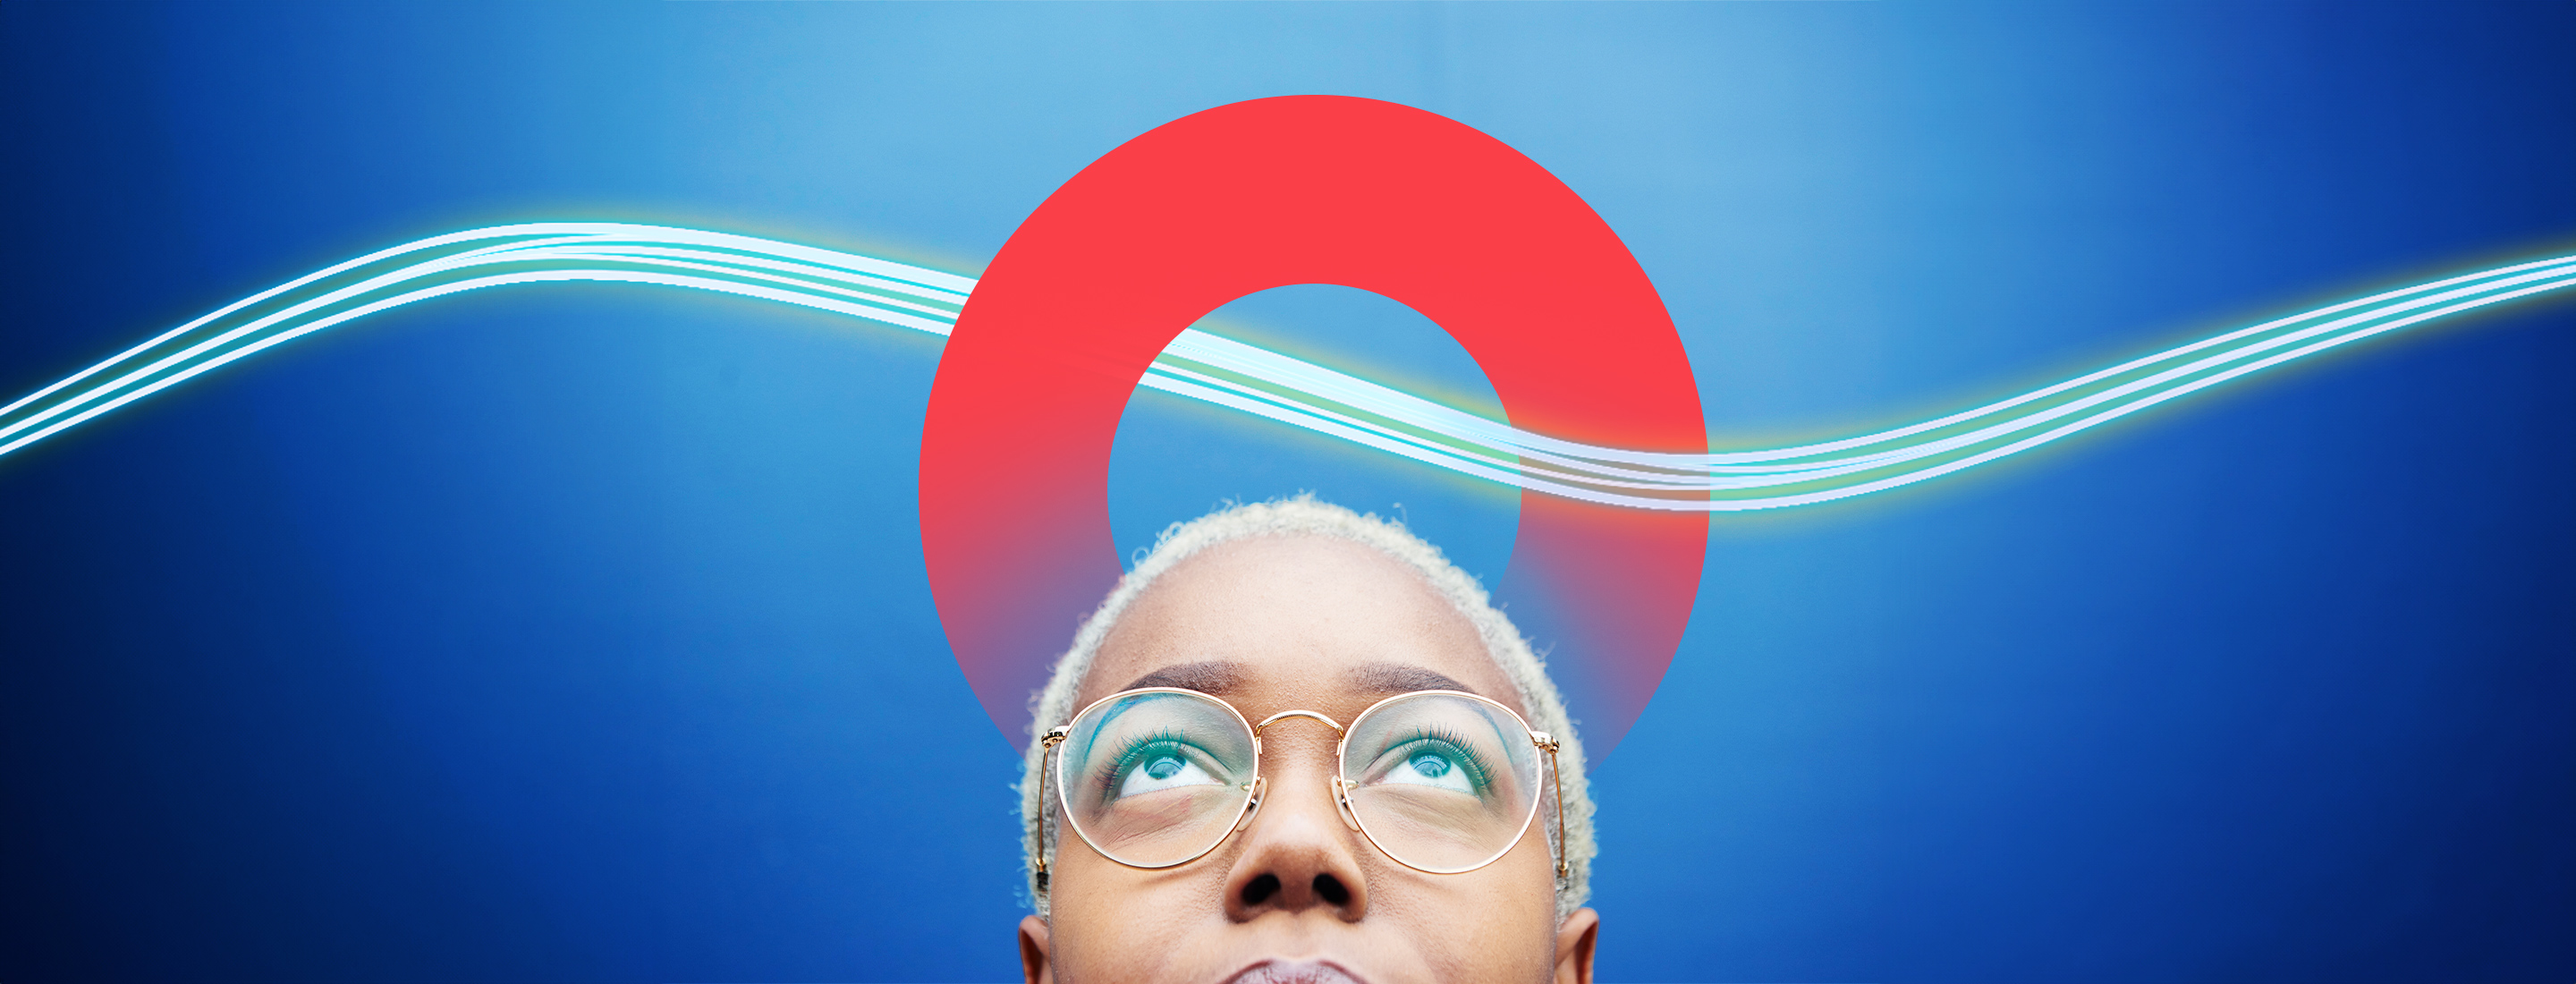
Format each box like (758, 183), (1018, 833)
(1553, 906), (1599, 984)
(1018, 914), (1054, 984)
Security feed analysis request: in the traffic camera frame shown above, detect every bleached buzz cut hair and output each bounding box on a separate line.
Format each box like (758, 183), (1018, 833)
(1019, 496), (1597, 920)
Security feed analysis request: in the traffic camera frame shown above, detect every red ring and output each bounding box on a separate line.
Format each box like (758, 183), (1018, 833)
(919, 96), (1706, 762)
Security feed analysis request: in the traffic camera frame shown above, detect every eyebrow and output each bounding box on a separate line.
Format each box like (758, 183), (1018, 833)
(1120, 660), (1248, 695)
(1346, 661), (1480, 698)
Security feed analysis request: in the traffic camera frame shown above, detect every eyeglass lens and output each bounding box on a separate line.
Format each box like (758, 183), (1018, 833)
(1054, 690), (1542, 873)
(1055, 691), (1258, 868)
(1341, 691), (1542, 872)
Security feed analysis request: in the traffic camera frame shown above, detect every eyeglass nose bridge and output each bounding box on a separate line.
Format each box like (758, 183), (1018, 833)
(1244, 709), (1362, 832)
(1250, 708), (1343, 736)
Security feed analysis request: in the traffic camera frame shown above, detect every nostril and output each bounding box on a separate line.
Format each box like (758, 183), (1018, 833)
(1312, 873), (1350, 906)
(1240, 873), (1281, 906)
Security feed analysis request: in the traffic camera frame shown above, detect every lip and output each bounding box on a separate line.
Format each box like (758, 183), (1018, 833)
(1222, 959), (1372, 984)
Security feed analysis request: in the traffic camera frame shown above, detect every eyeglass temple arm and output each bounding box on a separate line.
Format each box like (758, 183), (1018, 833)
(1533, 731), (1567, 879)
(1033, 725), (1069, 893)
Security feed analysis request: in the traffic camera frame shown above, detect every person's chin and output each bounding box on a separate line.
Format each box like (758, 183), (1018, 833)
(1222, 958), (1371, 984)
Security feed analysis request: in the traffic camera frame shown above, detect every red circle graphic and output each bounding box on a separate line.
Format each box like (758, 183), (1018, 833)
(919, 96), (1707, 762)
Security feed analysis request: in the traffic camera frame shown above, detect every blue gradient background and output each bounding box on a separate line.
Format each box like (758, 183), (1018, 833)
(4, 4), (2572, 982)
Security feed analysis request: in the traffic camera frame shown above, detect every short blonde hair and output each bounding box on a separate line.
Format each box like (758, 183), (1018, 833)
(1018, 496), (1597, 920)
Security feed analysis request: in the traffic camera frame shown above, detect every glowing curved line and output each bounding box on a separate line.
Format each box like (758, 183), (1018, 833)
(2, 223), (2568, 511)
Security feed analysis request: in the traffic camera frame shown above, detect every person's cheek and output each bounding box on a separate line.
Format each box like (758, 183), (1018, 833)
(1372, 869), (1545, 982)
(1053, 858), (1229, 983)
(1447, 849), (1561, 979)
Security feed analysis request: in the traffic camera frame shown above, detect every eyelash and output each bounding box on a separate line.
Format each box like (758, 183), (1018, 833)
(1095, 726), (1494, 798)
(1385, 726), (1496, 792)
(1098, 729), (1198, 799)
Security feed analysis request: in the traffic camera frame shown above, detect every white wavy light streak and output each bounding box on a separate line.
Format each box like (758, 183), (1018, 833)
(2, 224), (2567, 511)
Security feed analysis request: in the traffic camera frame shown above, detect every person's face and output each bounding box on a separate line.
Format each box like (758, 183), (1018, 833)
(1018, 535), (1598, 984)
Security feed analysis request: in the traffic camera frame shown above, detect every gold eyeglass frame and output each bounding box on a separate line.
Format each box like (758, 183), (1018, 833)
(1030, 686), (1567, 893)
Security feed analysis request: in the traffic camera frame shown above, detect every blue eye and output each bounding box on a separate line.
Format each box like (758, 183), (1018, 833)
(1106, 736), (1224, 800)
(1375, 734), (1487, 795)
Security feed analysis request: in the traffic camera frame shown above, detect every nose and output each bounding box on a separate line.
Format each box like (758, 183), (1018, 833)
(1224, 728), (1369, 922)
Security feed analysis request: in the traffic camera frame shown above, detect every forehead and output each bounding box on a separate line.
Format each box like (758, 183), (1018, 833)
(1078, 535), (1523, 718)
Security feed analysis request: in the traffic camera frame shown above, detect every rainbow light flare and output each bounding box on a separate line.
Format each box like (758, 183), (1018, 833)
(2, 222), (2569, 511)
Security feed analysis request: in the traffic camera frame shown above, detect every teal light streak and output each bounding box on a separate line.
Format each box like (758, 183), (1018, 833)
(2, 224), (2568, 511)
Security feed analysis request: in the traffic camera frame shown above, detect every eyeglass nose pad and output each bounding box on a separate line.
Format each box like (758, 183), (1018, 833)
(1334, 778), (1361, 831)
(1233, 776), (1267, 833)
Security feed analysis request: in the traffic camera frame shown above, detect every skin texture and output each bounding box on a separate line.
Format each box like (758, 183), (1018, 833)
(1018, 535), (1598, 984)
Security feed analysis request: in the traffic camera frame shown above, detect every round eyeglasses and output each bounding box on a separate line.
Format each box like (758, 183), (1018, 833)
(1030, 687), (1566, 891)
